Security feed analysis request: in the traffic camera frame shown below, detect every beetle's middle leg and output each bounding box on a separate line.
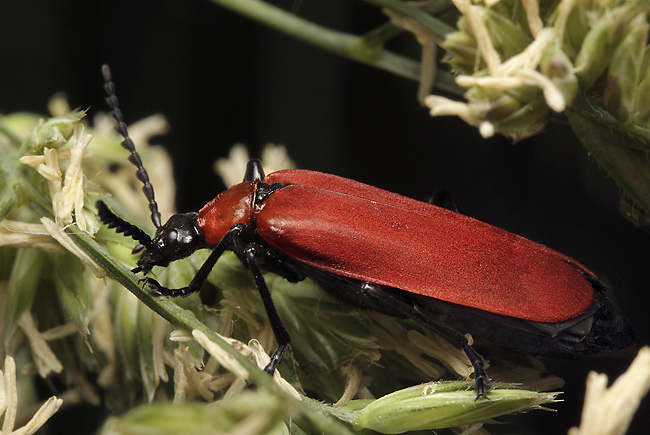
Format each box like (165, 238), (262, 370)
(243, 243), (292, 375)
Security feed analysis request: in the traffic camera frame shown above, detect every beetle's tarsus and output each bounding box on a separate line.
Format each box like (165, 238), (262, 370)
(263, 344), (287, 375)
(474, 375), (492, 400)
(147, 278), (196, 298)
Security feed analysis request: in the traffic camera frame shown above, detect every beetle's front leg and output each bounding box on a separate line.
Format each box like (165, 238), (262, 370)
(148, 224), (246, 297)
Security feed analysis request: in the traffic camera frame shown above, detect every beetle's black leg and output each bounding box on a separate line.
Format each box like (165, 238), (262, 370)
(461, 343), (491, 399)
(244, 159), (265, 182)
(359, 282), (491, 398)
(148, 224), (246, 297)
(244, 243), (291, 374)
(425, 188), (461, 213)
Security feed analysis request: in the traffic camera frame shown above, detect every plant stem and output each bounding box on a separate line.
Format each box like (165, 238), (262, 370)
(204, 0), (462, 95)
(359, 0), (456, 37)
(70, 230), (358, 433)
(567, 95), (650, 227)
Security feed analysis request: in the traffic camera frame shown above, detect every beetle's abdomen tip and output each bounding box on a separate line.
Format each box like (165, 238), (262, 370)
(587, 297), (635, 353)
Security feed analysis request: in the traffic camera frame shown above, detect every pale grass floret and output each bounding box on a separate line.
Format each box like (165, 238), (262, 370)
(214, 144), (296, 187)
(553, 0), (577, 44)
(426, 0), (575, 137)
(17, 311), (64, 378)
(39, 323), (79, 341)
(152, 315), (170, 384)
(93, 112), (175, 220)
(48, 93), (71, 118)
(521, 0), (544, 37)
(127, 115), (175, 219)
(1, 356), (63, 435)
(222, 412), (274, 435)
(334, 364), (363, 406)
(173, 330), (250, 402)
(424, 96), (481, 126)
(182, 329), (302, 402)
(0, 221), (64, 253)
(479, 0), (501, 7)
(455, 422), (488, 435)
(569, 346), (650, 435)
(247, 339), (301, 400)
(366, 314), (470, 381)
(454, 0), (501, 75)
(408, 330), (473, 378)
(172, 352), (190, 403)
(213, 143), (250, 187)
(20, 125), (94, 232)
(173, 344), (215, 402)
(40, 217), (105, 278)
(125, 114), (170, 150)
(87, 279), (118, 389)
(260, 144), (297, 176)
(383, 5), (440, 103)
(192, 330), (250, 381)
(55, 125), (93, 231)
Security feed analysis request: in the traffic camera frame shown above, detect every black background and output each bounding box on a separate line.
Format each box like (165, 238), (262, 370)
(2, 0), (649, 434)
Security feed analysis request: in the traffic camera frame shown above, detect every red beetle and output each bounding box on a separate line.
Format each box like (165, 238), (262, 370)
(97, 65), (634, 398)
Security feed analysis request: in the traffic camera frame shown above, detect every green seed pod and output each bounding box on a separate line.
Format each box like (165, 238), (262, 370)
(484, 8), (531, 61)
(4, 249), (45, 340)
(604, 13), (649, 123)
(0, 113), (42, 141)
(442, 29), (479, 74)
(466, 86), (531, 123)
(111, 282), (143, 387)
(52, 254), (90, 335)
(346, 381), (557, 433)
(465, 86), (550, 141)
(630, 36), (650, 128)
(136, 303), (159, 401)
(491, 93), (551, 141)
(562, 0), (590, 58)
(28, 111), (86, 154)
(574, 7), (629, 89)
(101, 391), (295, 435)
(635, 45), (650, 126)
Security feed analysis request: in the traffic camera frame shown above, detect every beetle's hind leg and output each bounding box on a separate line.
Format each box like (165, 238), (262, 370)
(359, 282), (491, 399)
(424, 188), (461, 213)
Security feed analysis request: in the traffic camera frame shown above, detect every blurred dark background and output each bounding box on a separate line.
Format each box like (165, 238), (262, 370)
(1, 0), (649, 434)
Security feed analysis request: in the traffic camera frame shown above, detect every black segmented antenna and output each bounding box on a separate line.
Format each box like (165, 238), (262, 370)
(96, 200), (153, 249)
(101, 64), (162, 229)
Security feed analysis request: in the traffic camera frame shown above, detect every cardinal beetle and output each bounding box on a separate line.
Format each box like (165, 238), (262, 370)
(96, 65), (634, 398)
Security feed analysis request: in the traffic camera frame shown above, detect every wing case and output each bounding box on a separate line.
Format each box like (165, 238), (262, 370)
(259, 170), (594, 323)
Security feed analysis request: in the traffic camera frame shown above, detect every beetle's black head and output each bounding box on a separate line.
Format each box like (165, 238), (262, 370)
(133, 212), (205, 274)
(97, 201), (206, 273)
